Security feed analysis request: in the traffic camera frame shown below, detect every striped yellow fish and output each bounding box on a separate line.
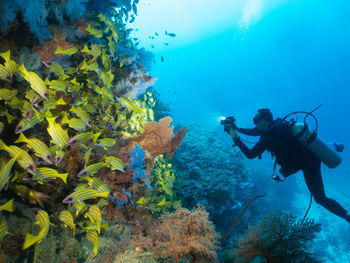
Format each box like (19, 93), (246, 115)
(54, 46), (78, 56)
(45, 79), (67, 92)
(0, 50), (18, 76)
(42, 61), (65, 78)
(103, 156), (125, 172)
(81, 44), (102, 61)
(72, 200), (87, 216)
(46, 117), (69, 148)
(0, 50), (18, 81)
(67, 131), (94, 145)
(15, 111), (46, 134)
(22, 101), (34, 120)
(85, 205), (102, 234)
(95, 138), (116, 150)
(59, 210), (75, 236)
(0, 64), (10, 81)
(86, 24), (103, 39)
(69, 105), (93, 127)
(0, 88), (17, 101)
(33, 167), (68, 184)
(0, 139), (36, 175)
(118, 96), (137, 111)
(61, 115), (87, 131)
(62, 187), (109, 203)
(86, 230), (99, 255)
(15, 133), (54, 164)
(18, 65), (49, 100)
(101, 49), (111, 71)
(0, 198), (14, 212)
(0, 219), (9, 242)
(79, 60), (98, 72)
(23, 210), (50, 250)
(77, 162), (105, 177)
(80, 176), (111, 193)
(97, 198), (109, 208)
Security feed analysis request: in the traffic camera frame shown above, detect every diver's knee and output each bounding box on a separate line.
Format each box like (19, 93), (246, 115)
(313, 195), (326, 205)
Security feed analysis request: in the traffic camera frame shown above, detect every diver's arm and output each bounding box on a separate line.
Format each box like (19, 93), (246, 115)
(236, 127), (261, 136)
(233, 137), (266, 159)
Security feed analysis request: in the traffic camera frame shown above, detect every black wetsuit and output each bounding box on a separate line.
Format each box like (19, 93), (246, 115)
(234, 120), (348, 220)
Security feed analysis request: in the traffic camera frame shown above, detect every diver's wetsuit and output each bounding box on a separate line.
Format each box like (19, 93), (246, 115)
(233, 120), (349, 220)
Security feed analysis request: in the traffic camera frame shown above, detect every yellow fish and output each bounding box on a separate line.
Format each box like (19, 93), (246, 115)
(54, 46), (78, 56)
(0, 199), (14, 212)
(15, 133), (54, 164)
(85, 205), (102, 234)
(33, 167), (68, 184)
(23, 210), (50, 250)
(86, 230), (99, 255)
(0, 50), (18, 80)
(0, 219), (9, 242)
(59, 210), (76, 236)
(86, 24), (103, 39)
(0, 88), (17, 101)
(63, 187), (109, 203)
(18, 65), (49, 100)
(0, 139), (36, 175)
(46, 117), (69, 148)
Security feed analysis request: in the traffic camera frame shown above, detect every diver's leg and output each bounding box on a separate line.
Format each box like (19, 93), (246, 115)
(303, 158), (350, 223)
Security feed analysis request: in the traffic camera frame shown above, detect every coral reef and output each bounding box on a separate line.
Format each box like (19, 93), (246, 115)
(132, 205), (220, 263)
(233, 210), (322, 263)
(134, 116), (188, 158)
(171, 123), (252, 234)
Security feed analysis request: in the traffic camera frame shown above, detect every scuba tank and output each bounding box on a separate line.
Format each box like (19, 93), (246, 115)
(290, 122), (342, 168)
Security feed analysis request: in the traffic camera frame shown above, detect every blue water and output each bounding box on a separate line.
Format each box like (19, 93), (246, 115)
(133, 0), (350, 261)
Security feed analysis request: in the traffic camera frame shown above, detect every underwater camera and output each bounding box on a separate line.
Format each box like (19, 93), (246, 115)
(220, 116), (237, 133)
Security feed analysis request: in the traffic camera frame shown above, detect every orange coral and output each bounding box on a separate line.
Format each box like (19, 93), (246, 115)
(33, 27), (80, 62)
(135, 117), (187, 158)
(132, 205), (220, 262)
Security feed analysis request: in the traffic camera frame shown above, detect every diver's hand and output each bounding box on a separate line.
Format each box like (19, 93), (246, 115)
(229, 128), (239, 139)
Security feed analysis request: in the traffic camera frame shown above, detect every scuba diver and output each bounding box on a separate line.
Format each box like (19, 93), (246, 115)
(223, 108), (350, 223)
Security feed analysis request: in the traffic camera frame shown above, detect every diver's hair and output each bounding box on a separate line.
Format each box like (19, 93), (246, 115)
(257, 108), (273, 123)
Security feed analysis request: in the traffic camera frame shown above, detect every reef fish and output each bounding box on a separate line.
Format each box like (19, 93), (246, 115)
(0, 199), (14, 212)
(95, 138), (116, 149)
(0, 219), (9, 242)
(86, 230), (99, 255)
(69, 106), (93, 127)
(61, 115), (87, 131)
(59, 210), (76, 236)
(85, 205), (102, 234)
(68, 131), (94, 146)
(72, 200), (87, 216)
(15, 111), (46, 134)
(103, 156), (125, 172)
(165, 30), (176, 37)
(54, 46), (79, 56)
(80, 176), (111, 193)
(33, 167), (68, 184)
(0, 139), (36, 175)
(0, 89), (17, 101)
(77, 162), (105, 177)
(18, 65), (49, 100)
(15, 133), (54, 164)
(46, 117), (69, 148)
(23, 210), (50, 250)
(63, 187), (109, 203)
(0, 50), (18, 79)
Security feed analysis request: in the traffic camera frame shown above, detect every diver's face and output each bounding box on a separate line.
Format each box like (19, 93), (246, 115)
(253, 113), (270, 131)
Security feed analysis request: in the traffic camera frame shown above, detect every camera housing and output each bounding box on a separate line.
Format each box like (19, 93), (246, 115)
(220, 116), (237, 133)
